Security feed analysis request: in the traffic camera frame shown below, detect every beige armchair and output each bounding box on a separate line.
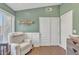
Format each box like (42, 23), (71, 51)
(8, 32), (32, 55)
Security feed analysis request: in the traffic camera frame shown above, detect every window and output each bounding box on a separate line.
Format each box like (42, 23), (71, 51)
(0, 9), (15, 43)
(0, 12), (3, 43)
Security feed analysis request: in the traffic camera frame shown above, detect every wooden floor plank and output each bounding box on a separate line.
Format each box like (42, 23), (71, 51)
(28, 46), (66, 55)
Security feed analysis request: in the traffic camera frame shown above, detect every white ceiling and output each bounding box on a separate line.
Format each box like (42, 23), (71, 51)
(6, 3), (61, 11)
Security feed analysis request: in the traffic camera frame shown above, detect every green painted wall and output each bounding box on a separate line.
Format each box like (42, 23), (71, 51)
(0, 3), (15, 15)
(1, 3), (79, 34)
(60, 3), (79, 34)
(15, 5), (60, 32)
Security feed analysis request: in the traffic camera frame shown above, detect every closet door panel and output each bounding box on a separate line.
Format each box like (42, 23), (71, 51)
(51, 17), (59, 45)
(39, 17), (50, 46)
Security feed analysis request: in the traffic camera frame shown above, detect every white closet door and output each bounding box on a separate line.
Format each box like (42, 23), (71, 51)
(51, 17), (59, 45)
(39, 17), (50, 46)
(61, 10), (73, 49)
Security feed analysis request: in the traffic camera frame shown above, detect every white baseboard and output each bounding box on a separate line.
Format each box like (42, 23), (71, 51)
(58, 44), (66, 50)
(40, 44), (51, 46)
(33, 44), (40, 47)
(40, 44), (59, 46)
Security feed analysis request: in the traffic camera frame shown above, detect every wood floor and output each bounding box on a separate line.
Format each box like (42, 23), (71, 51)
(27, 46), (66, 55)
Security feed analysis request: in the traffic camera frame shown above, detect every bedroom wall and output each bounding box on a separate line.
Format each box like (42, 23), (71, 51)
(1, 3), (79, 34)
(60, 3), (79, 35)
(15, 5), (60, 32)
(0, 3), (15, 15)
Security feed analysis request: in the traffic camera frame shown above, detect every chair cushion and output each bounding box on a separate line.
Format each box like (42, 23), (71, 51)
(11, 33), (25, 44)
(20, 42), (31, 51)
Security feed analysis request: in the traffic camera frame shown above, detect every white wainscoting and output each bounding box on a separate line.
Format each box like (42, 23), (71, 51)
(25, 33), (40, 47)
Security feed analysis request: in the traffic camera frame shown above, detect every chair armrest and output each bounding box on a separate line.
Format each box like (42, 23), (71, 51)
(10, 43), (19, 46)
(10, 43), (20, 55)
